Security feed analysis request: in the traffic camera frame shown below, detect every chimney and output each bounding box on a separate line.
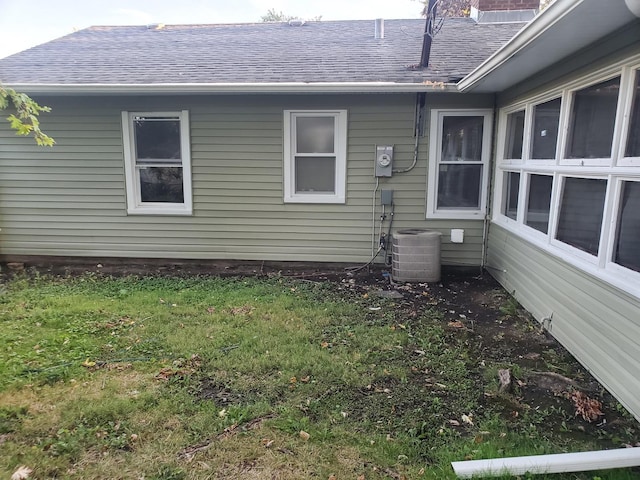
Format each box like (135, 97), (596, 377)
(470, 0), (539, 23)
(374, 18), (384, 39)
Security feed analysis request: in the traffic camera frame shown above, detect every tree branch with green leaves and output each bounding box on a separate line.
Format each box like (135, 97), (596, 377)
(0, 85), (55, 146)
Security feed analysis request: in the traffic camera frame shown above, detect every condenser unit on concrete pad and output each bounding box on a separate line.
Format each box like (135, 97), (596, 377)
(392, 229), (442, 283)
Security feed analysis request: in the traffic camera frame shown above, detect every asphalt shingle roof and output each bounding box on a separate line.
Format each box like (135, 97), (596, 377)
(0, 19), (524, 86)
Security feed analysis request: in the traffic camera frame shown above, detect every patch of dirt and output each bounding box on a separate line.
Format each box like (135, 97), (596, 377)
(329, 269), (638, 444)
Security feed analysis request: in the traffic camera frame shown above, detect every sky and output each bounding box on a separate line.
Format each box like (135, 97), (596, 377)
(0, 0), (424, 59)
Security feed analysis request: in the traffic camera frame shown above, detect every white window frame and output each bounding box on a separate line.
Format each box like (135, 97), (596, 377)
(122, 110), (192, 215)
(619, 62), (640, 167)
(559, 72), (624, 167)
(502, 107), (527, 163)
(604, 177), (640, 280)
(549, 174), (610, 265)
(283, 110), (347, 204)
(492, 54), (640, 298)
(426, 109), (493, 219)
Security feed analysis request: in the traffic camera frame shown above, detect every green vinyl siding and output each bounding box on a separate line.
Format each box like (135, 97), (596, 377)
(0, 93), (492, 265)
(486, 223), (640, 422)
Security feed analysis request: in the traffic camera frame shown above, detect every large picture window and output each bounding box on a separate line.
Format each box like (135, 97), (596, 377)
(122, 111), (192, 215)
(284, 110), (347, 203)
(493, 60), (640, 294)
(427, 110), (492, 219)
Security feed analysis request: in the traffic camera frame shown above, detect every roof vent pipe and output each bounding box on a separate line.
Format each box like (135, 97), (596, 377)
(375, 18), (384, 39)
(420, 0), (437, 68)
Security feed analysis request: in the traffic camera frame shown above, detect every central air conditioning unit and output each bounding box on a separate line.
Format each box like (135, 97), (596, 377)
(391, 229), (442, 282)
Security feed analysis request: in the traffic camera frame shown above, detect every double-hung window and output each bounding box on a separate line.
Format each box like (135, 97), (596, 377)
(122, 111), (192, 215)
(283, 110), (347, 203)
(427, 109), (493, 219)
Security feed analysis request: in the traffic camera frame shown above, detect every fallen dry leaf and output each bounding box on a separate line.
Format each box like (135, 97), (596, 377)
(11, 466), (32, 480)
(448, 321), (465, 329)
(568, 391), (604, 422)
(461, 414), (474, 426)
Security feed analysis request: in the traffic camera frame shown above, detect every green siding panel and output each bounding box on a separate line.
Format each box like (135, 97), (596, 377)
(0, 93), (493, 265)
(486, 224), (640, 421)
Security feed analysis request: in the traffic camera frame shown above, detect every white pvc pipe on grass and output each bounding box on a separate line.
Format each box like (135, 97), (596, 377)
(452, 447), (640, 478)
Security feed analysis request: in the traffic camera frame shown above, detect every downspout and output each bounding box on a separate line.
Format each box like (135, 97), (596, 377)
(481, 93), (499, 271)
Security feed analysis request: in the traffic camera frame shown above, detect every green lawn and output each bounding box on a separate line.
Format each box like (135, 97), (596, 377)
(0, 273), (638, 479)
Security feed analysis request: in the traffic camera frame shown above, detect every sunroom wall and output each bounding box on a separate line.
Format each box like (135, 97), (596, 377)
(486, 33), (640, 420)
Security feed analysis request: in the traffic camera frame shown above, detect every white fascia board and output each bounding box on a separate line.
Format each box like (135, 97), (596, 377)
(6, 82), (459, 95)
(457, 0), (585, 93)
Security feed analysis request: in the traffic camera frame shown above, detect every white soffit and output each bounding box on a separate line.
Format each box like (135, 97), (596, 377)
(458, 0), (640, 93)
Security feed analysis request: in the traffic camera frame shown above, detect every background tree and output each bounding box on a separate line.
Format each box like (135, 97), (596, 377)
(418, 0), (550, 18)
(261, 9), (296, 22)
(422, 0), (470, 17)
(260, 9), (322, 22)
(0, 85), (54, 146)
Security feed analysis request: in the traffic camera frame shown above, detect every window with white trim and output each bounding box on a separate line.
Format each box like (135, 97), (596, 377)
(555, 176), (607, 256)
(493, 58), (640, 295)
(427, 109), (493, 219)
(504, 110), (525, 160)
(624, 70), (640, 160)
(566, 77), (620, 160)
(283, 110), (347, 203)
(613, 180), (640, 272)
(531, 98), (561, 160)
(525, 174), (553, 234)
(122, 111), (192, 215)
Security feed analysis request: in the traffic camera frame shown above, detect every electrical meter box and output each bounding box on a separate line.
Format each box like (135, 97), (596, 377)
(375, 145), (394, 177)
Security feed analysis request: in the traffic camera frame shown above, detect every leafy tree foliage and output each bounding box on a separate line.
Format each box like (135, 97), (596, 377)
(0, 85), (54, 146)
(418, 0), (549, 18)
(420, 0), (471, 18)
(260, 8), (322, 22)
(261, 8), (296, 22)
